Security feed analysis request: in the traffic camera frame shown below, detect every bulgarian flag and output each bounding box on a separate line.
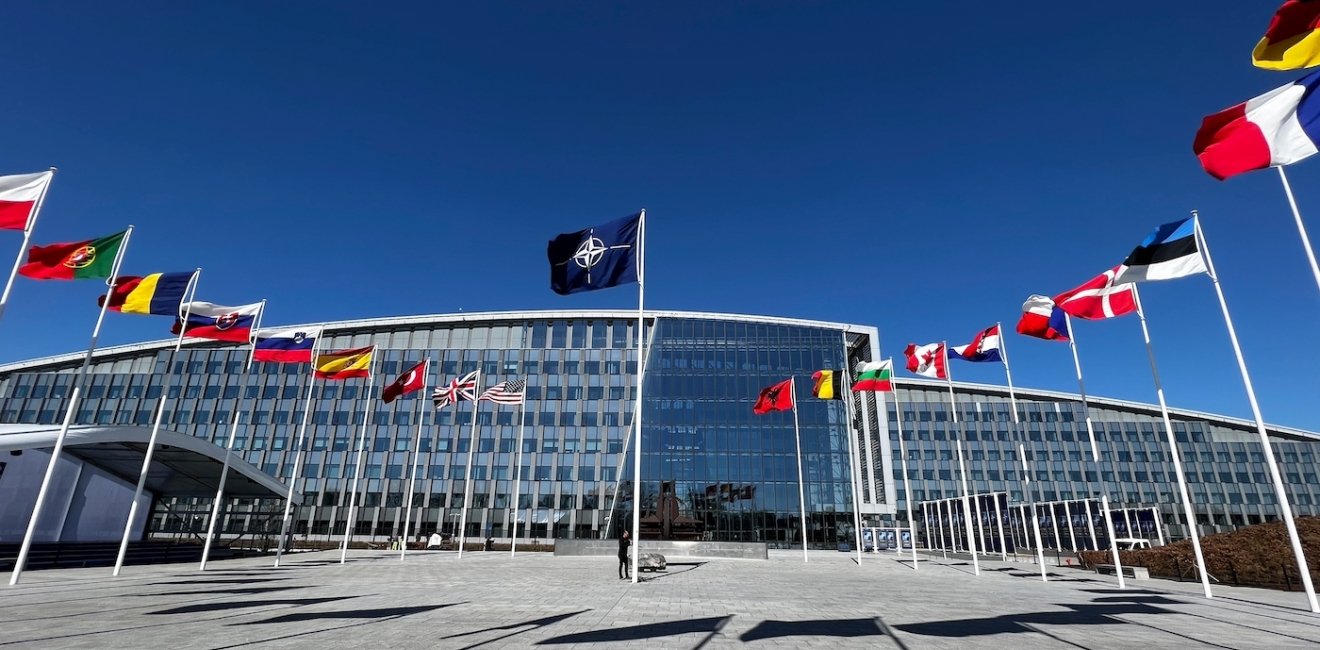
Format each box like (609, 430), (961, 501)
(852, 360), (893, 392)
(19, 231), (127, 280)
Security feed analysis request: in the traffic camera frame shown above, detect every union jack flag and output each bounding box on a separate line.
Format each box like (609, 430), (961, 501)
(478, 379), (526, 405)
(431, 370), (478, 409)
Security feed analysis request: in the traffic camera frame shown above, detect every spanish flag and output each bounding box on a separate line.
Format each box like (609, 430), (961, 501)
(314, 346), (374, 380)
(811, 370), (842, 400)
(1254, 1), (1320, 71)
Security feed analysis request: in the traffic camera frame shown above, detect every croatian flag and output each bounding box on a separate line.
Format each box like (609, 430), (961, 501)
(176, 302), (262, 343)
(1193, 70), (1320, 180)
(950, 324), (1002, 363)
(1054, 266), (1136, 321)
(254, 327), (319, 363)
(1016, 295), (1069, 341)
(0, 171), (53, 230)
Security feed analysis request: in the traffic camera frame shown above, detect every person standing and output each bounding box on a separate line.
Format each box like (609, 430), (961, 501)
(618, 530), (632, 580)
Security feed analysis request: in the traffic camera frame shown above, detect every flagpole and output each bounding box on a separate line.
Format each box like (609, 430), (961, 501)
(1129, 286), (1212, 599)
(631, 208), (646, 584)
(791, 376), (808, 563)
(9, 225), (132, 586)
(457, 370), (481, 559)
(0, 168), (54, 326)
(510, 390), (527, 557)
(113, 268), (202, 576)
(400, 358), (430, 561)
(890, 371), (919, 569)
(341, 352), (378, 564)
(274, 332), (322, 568)
(1060, 315), (1126, 588)
(942, 342), (980, 576)
(1195, 217), (1318, 612)
(1277, 167), (1320, 297)
(838, 347), (863, 566)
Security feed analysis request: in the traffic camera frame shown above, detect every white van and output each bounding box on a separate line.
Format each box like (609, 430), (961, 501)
(1115, 538), (1151, 551)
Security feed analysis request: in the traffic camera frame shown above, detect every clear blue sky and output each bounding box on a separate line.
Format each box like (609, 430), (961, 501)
(3, 2), (1318, 430)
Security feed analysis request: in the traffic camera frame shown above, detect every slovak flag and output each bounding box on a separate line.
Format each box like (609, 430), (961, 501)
(904, 342), (947, 379)
(950, 324), (1002, 363)
(1016, 295), (1070, 341)
(1053, 266), (1136, 321)
(1193, 69), (1320, 180)
(254, 327), (320, 363)
(174, 301), (262, 343)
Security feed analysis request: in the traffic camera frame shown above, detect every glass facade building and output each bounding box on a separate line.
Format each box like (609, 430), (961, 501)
(1, 309), (1317, 549)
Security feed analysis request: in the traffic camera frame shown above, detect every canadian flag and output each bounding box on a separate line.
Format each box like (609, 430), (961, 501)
(904, 342), (947, 379)
(0, 171), (53, 230)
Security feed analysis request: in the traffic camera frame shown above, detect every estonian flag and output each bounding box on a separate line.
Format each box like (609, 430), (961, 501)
(1114, 217), (1209, 283)
(547, 212), (641, 295)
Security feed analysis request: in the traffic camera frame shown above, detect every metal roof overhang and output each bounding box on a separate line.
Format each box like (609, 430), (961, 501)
(0, 425), (297, 501)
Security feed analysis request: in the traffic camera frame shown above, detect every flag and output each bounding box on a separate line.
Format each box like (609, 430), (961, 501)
(1253, 1), (1320, 71)
(1016, 295), (1070, 341)
(951, 324), (1002, 363)
(433, 370), (478, 408)
(1192, 70), (1320, 180)
(19, 230), (126, 280)
(99, 272), (194, 316)
(1113, 217), (1209, 283)
(811, 370), (842, 400)
(547, 212), (641, 295)
(1054, 266), (1137, 320)
(904, 343), (947, 379)
(752, 378), (794, 414)
(314, 346), (374, 380)
(852, 360), (893, 392)
(253, 328), (319, 364)
(0, 171), (52, 230)
(382, 360), (427, 403)
(173, 301), (261, 342)
(479, 379), (527, 405)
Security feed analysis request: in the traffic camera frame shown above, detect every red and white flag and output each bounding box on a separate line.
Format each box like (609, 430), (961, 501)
(1054, 266), (1136, 321)
(904, 342), (947, 379)
(382, 360), (427, 403)
(0, 171), (53, 230)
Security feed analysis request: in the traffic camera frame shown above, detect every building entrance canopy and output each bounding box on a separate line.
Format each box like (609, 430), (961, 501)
(0, 425), (296, 501)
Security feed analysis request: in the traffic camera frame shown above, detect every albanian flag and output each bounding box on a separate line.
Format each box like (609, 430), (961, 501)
(753, 378), (795, 414)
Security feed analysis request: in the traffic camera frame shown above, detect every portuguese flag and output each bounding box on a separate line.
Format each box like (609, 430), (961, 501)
(852, 360), (893, 392)
(19, 231), (127, 280)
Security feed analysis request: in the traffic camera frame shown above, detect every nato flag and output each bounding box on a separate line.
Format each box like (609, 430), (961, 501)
(547, 212), (641, 295)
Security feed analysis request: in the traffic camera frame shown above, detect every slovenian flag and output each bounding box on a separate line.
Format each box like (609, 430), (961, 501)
(950, 324), (1002, 363)
(1114, 217), (1209, 284)
(1193, 70), (1320, 180)
(1016, 295), (1069, 341)
(175, 301), (261, 343)
(254, 327), (319, 363)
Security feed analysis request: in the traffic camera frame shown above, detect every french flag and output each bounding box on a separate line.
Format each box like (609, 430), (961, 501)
(1194, 70), (1320, 180)
(1016, 295), (1069, 341)
(254, 327), (319, 364)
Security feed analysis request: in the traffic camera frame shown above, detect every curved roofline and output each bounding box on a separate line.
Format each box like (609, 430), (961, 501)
(897, 377), (1320, 443)
(0, 309), (878, 374)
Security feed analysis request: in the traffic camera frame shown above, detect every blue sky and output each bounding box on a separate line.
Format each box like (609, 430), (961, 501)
(3, 2), (1319, 430)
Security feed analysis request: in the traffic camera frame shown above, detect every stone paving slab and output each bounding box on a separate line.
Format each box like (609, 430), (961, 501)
(1, 548), (1319, 649)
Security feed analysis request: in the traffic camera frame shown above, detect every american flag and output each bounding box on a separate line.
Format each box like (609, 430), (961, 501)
(432, 370), (478, 409)
(478, 379), (526, 405)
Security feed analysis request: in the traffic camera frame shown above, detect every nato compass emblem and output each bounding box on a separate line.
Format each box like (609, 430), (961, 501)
(548, 212), (641, 295)
(571, 233), (631, 284)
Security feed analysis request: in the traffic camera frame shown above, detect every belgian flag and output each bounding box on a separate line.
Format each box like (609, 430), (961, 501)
(811, 370), (842, 400)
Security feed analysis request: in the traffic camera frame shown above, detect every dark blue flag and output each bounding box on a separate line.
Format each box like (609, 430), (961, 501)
(547, 212), (641, 295)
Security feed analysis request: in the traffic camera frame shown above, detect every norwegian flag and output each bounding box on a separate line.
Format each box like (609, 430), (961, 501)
(1054, 266), (1137, 321)
(432, 370), (478, 409)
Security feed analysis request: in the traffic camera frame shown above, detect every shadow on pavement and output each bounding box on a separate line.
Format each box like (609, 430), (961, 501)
(536, 615), (730, 644)
(637, 561), (705, 582)
(147, 596), (357, 616)
(151, 578), (291, 586)
(238, 603), (459, 625)
(738, 618), (882, 642)
(441, 610), (588, 649)
(134, 586), (303, 597)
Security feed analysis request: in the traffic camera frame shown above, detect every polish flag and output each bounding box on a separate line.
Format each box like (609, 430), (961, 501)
(0, 171), (54, 230)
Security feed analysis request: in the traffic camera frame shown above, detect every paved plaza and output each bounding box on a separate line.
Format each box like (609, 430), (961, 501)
(2, 548), (1319, 649)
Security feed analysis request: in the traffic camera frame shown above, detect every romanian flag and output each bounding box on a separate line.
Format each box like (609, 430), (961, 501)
(99, 272), (194, 316)
(314, 346), (374, 380)
(811, 370), (842, 400)
(19, 231), (127, 280)
(1254, 1), (1320, 71)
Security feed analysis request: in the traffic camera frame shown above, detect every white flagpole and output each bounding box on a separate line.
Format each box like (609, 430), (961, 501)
(10, 225), (133, 586)
(457, 370), (481, 559)
(992, 493), (1006, 561)
(274, 332), (322, 568)
(840, 363), (863, 566)
(1196, 217), (1319, 612)
(890, 371), (918, 569)
(113, 268), (202, 576)
(400, 358), (430, 561)
(1277, 167), (1320, 297)
(631, 209), (646, 584)
(996, 328), (1048, 579)
(791, 376), (808, 563)
(341, 352), (379, 564)
(510, 390), (527, 557)
(1059, 315), (1125, 588)
(1131, 286), (1212, 599)
(0, 168), (54, 325)
(942, 343), (980, 575)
